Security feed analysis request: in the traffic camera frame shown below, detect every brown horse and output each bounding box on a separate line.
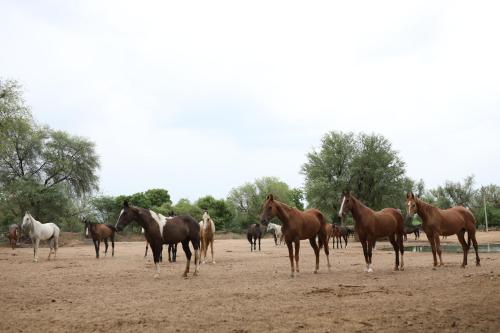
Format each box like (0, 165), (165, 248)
(332, 224), (348, 249)
(7, 224), (21, 249)
(339, 191), (404, 272)
(325, 223), (333, 248)
(247, 223), (262, 251)
(84, 219), (116, 258)
(260, 194), (331, 277)
(406, 192), (480, 267)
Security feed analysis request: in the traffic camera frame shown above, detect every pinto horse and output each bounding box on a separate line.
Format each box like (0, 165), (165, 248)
(7, 224), (21, 249)
(199, 211), (215, 263)
(115, 201), (200, 278)
(247, 223), (262, 251)
(84, 219), (116, 258)
(339, 191), (404, 272)
(21, 212), (60, 262)
(406, 192), (480, 267)
(260, 194), (331, 277)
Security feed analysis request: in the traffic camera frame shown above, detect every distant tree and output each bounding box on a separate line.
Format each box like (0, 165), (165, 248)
(195, 195), (234, 230)
(172, 198), (203, 220)
(430, 175), (476, 208)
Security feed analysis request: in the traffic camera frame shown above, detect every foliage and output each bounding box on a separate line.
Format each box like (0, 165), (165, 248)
(302, 131), (406, 222)
(430, 175), (476, 209)
(195, 195), (234, 230)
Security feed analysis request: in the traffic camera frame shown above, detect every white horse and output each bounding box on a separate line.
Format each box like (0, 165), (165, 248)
(21, 212), (60, 262)
(267, 222), (283, 246)
(199, 211), (215, 264)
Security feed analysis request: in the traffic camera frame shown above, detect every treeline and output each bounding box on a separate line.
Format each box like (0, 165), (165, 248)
(1, 79), (499, 234)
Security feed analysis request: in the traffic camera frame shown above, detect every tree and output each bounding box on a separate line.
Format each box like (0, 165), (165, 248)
(172, 198), (203, 219)
(227, 176), (297, 230)
(302, 131), (407, 222)
(195, 195), (234, 230)
(430, 175), (476, 208)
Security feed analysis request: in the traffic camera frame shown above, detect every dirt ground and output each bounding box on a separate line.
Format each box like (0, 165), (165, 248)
(1, 231), (500, 333)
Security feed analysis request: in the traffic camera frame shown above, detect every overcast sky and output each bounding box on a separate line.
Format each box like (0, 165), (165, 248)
(1, 1), (499, 203)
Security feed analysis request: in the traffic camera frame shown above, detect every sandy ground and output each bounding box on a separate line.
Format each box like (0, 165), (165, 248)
(1, 232), (500, 333)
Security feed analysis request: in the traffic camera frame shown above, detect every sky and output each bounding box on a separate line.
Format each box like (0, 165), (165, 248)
(1, 1), (499, 203)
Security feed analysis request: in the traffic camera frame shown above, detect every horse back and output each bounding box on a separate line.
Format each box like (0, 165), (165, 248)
(372, 208), (404, 235)
(163, 215), (200, 244)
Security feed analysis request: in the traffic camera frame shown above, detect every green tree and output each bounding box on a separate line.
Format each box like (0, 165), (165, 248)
(430, 175), (476, 208)
(195, 195), (234, 230)
(302, 131), (407, 222)
(172, 198), (203, 220)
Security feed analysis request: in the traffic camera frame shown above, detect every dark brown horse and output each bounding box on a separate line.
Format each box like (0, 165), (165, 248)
(406, 192), (480, 267)
(403, 224), (420, 241)
(260, 194), (331, 277)
(332, 224), (348, 249)
(115, 201), (200, 278)
(247, 223), (262, 251)
(7, 224), (21, 249)
(84, 219), (116, 258)
(339, 191), (404, 272)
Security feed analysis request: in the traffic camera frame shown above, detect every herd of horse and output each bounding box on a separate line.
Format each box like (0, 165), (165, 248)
(5, 191), (481, 278)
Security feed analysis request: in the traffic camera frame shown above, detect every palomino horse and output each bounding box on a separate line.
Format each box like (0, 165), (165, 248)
(115, 201), (200, 278)
(332, 225), (348, 249)
(199, 211), (215, 263)
(84, 219), (116, 258)
(247, 223), (262, 251)
(7, 224), (21, 249)
(260, 194), (331, 277)
(266, 222), (283, 246)
(406, 192), (480, 267)
(21, 213), (60, 262)
(339, 191), (404, 272)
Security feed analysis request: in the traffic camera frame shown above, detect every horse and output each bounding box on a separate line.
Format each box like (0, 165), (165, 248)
(83, 219), (116, 258)
(339, 191), (404, 272)
(199, 211), (215, 263)
(247, 223), (262, 251)
(260, 194), (331, 277)
(325, 223), (333, 248)
(406, 192), (480, 268)
(332, 224), (348, 248)
(403, 224), (420, 241)
(7, 224), (21, 249)
(115, 201), (200, 278)
(345, 225), (355, 238)
(21, 212), (60, 262)
(266, 222), (283, 246)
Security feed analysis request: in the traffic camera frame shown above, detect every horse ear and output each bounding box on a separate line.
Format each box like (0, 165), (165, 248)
(268, 194), (274, 201)
(123, 200), (129, 209)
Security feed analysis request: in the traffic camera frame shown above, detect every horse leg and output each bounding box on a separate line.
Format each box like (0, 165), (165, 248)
(398, 232), (404, 271)
(152, 245), (162, 278)
(469, 230), (480, 266)
(193, 240), (200, 276)
(294, 239), (300, 274)
(286, 241), (295, 277)
(168, 244), (172, 262)
(344, 235), (348, 248)
(47, 239), (53, 260)
(258, 235), (261, 251)
(111, 235), (115, 257)
(388, 235), (399, 271)
(181, 240), (192, 278)
(457, 229), (468, 268)
(104, 238), (109, 256)
(366, 238), (374, 272)
(210, 239), (215, 263)
(309, 238), (320, 273)
(433, 234), (444, 266)
(172, 244), (177, 262)
(360, 239), (369, 272)
(200, 237), (206, 263)
(425, 232), (438, 267)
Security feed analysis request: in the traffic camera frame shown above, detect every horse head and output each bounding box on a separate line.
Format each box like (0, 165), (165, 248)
(338, 190), (353, 218)
(406, 192), (417, 219)
(115, 201), (134, 232)
(21, 212), (32, 230)
(260, 194), (278, 226)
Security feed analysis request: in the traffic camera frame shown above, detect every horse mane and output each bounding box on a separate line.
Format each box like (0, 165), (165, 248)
(415, 197), (437, 219)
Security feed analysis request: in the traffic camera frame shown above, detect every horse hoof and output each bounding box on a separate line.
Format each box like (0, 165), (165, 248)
(367, 268), (373, 273)
(461, 265), (465, 269)
(476, 262), (481, 267)
(154, 274), (160, 279)
(394, 267), (399, 271)
(400, 267), (405, 271)
(313, 270), (318, 274)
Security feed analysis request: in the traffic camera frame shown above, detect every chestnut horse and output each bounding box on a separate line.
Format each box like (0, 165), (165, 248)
(115, 201), (200, 278)
(260, 194), (331, 277)
(84, 219), (116, 258)
(332, 224), (348, 249)
(7, 224), (21, 249)
(406, 192), (480, 267)
(339, 191), (404, 272)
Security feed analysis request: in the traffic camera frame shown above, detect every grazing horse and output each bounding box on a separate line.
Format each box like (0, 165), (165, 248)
(21, 212), (60, 262)
(260, 194), (331, 277)
(199, 211), (215, 263)
(7, 224), (21, 249)
(84, 219), (116, 258)
(339, 191), (404, 272)
(247, 223), (262, 251)
(332, 224), (348, 249)
(406, 192), (480, 267)
(403, 224), (420, 241)
(266, 222), (283, 246)
(115, 201), (200, 278)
